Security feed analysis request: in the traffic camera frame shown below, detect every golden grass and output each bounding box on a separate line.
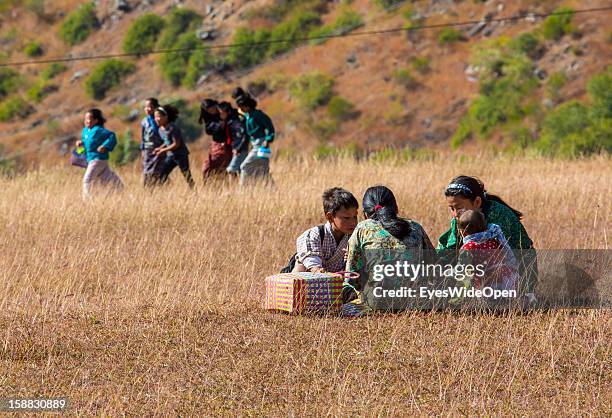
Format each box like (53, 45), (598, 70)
(0, 155), (610, 415)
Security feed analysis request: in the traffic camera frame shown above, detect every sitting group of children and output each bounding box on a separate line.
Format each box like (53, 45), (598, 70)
(288, 187), (520, 294)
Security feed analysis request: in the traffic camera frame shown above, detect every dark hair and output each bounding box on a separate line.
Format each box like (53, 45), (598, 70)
(362, 186), (412, 240)
(218, 101), (234, 113)
(236, 95), (257, 110)
(156, 104), (179, 123)
(444, 175), (524, 220)
(86, 108), (106, 127)
(145, 97), (159, 108)
(198, 98), (218, 124)
(232, 87), (247, 100)
(459, 209), (487, 236)
(322, 187), (358, 215)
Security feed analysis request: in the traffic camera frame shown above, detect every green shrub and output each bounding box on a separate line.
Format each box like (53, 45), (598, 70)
(587, 66), (612, 119)
(27, 80), (57, 102)
(309, 8), (362, 44)
(156, 8), (201, 49)
(267, 11), (321, 57)
(536, 101), (589, 154)
(450, 117), (472, 149)
(327, 96), (355, 121)
(289, 72), (334, 110)
(23, 41), (43, 57)
(59, 2), (98, 46)
(247, 0), (326, 23)
(159, 32), (199, 86)
(411, 56), (430, 74)
(226, 27), (271, 69)
(438, 28), (464, 45)
(546, 71), (567, 102)
(85, 59), (135, 100)
(0, 68), (21, 99)
(542, 7), (574, 41)
(510, 32), (540, 56)
(393, 68), (418, 89)
(311, 118), (338, 140)
(183, 49), (215, 88)
(123, 13), (164, 55)
(0, 96), (33, 121)
(453, 40), (538, 143)
(374, 0), (404, 11)
(41, 63), (67, 80)
(109, 130), (140, 167)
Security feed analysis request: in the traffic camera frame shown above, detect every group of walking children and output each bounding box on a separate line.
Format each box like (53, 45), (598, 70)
(285, 177), (537, 313)
(76, 87), (275, 199)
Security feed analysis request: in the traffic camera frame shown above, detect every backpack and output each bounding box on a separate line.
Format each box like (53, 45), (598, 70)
(280, 224), (326, 273)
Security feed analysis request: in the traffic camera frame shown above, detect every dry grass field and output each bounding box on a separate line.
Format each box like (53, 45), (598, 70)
(0, 155), (610, 415)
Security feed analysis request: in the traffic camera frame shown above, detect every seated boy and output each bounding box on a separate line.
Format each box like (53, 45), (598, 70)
(293, 187), (359, 273)
(458, 209), (520, 291)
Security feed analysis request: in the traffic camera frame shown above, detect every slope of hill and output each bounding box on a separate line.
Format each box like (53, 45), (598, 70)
(0, 0), (610, 168)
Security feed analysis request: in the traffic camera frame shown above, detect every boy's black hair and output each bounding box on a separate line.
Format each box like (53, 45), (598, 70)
(323, 187), (358, 215)
(458, 209), (487, 236)
(145, 97), (159, 108)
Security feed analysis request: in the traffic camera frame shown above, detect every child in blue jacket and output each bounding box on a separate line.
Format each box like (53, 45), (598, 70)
(76, 108), (124, 199)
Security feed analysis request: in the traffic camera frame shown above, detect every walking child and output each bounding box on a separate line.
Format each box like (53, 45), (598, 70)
(218, 101), (248, 176)
(140, 97), (164, 186)
(235, 95), (275, 186)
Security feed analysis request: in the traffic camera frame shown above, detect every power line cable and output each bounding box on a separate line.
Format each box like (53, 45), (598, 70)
(0, 6), (610, 67)
(0, 5), (609, 162)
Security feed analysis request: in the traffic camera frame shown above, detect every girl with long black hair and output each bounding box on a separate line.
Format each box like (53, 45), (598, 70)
(344, 185), (435, 311)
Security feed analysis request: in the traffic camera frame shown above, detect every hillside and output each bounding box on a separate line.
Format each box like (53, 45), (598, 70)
(0, 0), (610, 168)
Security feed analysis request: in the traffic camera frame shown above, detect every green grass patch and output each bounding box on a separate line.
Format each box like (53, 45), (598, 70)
(327, 96), (356, 121)
(411, 56), (430, 75)
(23, 41), (43, 57)
(85, 59), (135, 100)
(0, 96), (33, 121)
(289, 72), (334, 110)
(393, 68), (418, 90)
(27, 80), (57, 102)
(0, 68), (21, 99)
(41, 63), (67, 80)
(438, 28), (465, 45)
(309, 8), (363, 44)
